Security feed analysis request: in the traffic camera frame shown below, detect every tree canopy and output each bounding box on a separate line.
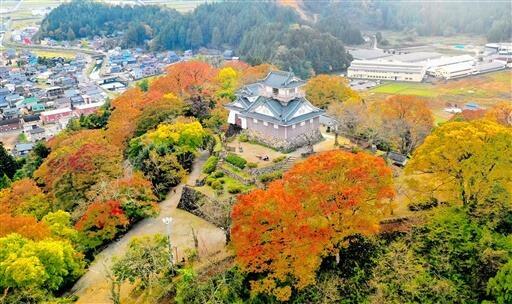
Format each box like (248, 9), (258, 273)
(231, 150), (394, 300)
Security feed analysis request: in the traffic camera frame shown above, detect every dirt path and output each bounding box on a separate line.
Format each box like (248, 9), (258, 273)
(71, 151), (226, 304)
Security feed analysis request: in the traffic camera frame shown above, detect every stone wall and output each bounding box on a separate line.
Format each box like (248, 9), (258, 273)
(217, 162), (255, 185)
(244, 128), (323, 153)
(178, 186), (233, 228)
(248, 158), (293, 176)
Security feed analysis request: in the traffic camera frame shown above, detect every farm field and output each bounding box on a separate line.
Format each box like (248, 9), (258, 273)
(365, 70), (512, 124)
(32, 49), (77, 59)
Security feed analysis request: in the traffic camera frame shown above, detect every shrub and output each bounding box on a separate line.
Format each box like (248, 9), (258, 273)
(239, 134), (248, 142)
(273, 156), (286, 163)
(212, 171), (224, 178)
(226, 153), (247, 169)
(205, 176), (215, 186)
(202, 156), (219, 174)
(247, 162), (258, 169)
(211, 180), (223, 190)
(259, 171), (283, 183)
(227, 184), (242, 194)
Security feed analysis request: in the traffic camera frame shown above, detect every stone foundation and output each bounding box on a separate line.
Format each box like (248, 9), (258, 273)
(244, 128), (323, 153)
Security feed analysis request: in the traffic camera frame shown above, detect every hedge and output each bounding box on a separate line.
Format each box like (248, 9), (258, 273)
(225, 153), (247, 169)
(202, 156), (219, 174)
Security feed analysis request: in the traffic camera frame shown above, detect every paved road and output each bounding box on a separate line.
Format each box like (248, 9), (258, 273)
(71, 151), (226, 304)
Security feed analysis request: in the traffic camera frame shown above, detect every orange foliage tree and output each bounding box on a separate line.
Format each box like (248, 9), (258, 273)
(34, 130), (123, 211)
(231, 150), (395, 301)
(0, 179), (50, 220)
(0, 214), (50, 240)
(75, 200), (129, 250)
(106, 88), (150, 146)
(373, 95), (434, 154)
(150, 61), (217, 97)
(239, 63), (274, 85)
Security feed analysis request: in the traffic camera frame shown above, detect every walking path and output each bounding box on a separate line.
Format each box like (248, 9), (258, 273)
(71, 151), (226, 303)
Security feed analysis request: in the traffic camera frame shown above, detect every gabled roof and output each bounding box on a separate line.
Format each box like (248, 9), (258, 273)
(225, 70), (323, 126)
(239, 96), (323, 126)
(262, 71), (305, 89)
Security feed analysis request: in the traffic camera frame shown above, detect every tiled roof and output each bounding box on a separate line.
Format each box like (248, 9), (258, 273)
(227, 95), (323, 126)
(262, 71), (305, 89)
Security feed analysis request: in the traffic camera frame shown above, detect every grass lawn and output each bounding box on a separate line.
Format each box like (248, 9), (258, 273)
(371, 82), (439, 98)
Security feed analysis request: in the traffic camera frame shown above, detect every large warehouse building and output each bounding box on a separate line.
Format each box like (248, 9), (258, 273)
(347, 60), (426, 82)
(347, 48), (507, 82)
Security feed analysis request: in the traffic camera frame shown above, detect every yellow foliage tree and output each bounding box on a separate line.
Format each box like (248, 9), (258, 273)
(405, 119), (512, 206)
(305, 74), (360, 109)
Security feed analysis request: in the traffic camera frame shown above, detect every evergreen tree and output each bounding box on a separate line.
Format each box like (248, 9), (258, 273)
(0, 143), (18, 179)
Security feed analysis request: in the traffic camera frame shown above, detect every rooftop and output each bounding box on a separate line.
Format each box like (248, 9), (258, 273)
(386, 52), (443, 63)
(262, 71), (305, 89)
(349, 49), (392, 60)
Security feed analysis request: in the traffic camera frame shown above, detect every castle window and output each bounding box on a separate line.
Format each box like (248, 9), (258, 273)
(300, 121), (305, 126)
(263, 121), (268, 126)
(273, 124), (279, 129)
(253, 118), (258, 123)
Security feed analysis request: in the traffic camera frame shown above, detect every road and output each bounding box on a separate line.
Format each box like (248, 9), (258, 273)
(71, 151), (226, 304)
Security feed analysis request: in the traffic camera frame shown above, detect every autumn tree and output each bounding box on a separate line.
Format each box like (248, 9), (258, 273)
(328, 99), (368, 140)
(239, 63), (274, 85)
(150, 61), (217, 97)
(216, 67), (239, 101)
(86, 172), (159, 222)
(0, 179), (51, 220)
(106, 88), (148, 146)
(34, 130), (123, 211)
(42, 211), (81, 245)
(75, 200), (129, 250)
(373, 95), (434, 154)
(405, 119), (512, 207)
(0, 234), (84, 301)
(486, 101), (512, 127)
(231, 150), (394, 301)
(0, 214), (50, 240)
(305, 74), (360, 109)
(134, 93), (185, 137)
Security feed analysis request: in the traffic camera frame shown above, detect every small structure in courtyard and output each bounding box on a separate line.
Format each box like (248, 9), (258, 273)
(225, 71), (324, 152)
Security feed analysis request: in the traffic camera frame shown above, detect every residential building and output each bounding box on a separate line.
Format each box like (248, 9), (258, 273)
(13, 143), (34, 156)
(40, 107), (72, 124)
(0, 117), (21, 132)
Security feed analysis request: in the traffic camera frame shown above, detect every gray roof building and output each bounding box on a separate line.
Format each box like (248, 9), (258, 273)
(225, 71), (324, 151)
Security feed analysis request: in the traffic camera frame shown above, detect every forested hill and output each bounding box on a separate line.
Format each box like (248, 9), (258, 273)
(297, 0), (511, 42)
(36, 0), (361, 78)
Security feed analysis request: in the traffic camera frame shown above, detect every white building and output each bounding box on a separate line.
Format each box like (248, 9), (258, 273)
(347, 60), (426, 82)
(430, 62), (475, 79)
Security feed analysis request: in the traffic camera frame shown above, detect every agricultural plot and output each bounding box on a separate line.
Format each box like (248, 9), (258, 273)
(366, 70), (512, 124)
